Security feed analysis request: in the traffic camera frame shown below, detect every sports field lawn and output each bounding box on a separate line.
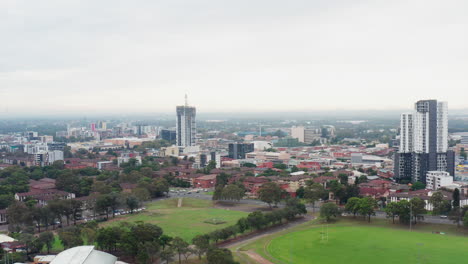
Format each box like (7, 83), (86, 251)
(103, 198), (248, 242)
(261, 224), (468, 264)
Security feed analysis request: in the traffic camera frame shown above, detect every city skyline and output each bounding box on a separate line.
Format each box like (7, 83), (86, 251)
(1, 0), (468, 114)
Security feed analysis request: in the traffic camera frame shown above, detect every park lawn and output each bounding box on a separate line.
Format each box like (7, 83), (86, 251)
(103, 198), (248, 242)
(240, 217), (468, 264)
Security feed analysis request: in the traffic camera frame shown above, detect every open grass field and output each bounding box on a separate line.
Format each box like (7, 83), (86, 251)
(103, 198), (248, 242)
(238, 218), (468, 264)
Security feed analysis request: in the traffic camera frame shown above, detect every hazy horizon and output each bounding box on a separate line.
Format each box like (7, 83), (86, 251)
(2, 108), (468, 120)
(2, 0), (468, 113)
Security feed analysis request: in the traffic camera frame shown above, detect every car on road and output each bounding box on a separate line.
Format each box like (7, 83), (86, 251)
(440, 215), (448, 219)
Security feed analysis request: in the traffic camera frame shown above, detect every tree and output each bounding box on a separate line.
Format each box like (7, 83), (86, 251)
(384, 202), (399, 224)
(159, 235), (173, 250)
(449, 205), (468, 227)
(81, 227), (97, 245)
(296, 186), (305, 198)
(345, 197), (361, 218)
(221, 184), (245, 201)
(152, 178), (169, 197)
(7, 201), (29, 232)
(108, 192), (121, 218)
(171, 237), (189, 264)
(160, 247), (174, 264)
(204, 160), (217, 174)
(464, 211), (468, 227)
(429, 192), (446, 215)
(58, 227), (83, 249)
(192, 234), (210, 260)
(236, 217), (249, 233)
(69, 199), (83, 225)
(304, 183), (326, 212)
(60, 200), (74, 226)
(40, 206), (53, 231)
(357, 175), (368, 184)
(358, 197), (377, 222)
(320, 202), (340, 222)
(247, 211), (266, 230)
(407, 197), (425, 224)
(285, 198), (307, 217)
(258, 182), (283, 208)
(126, 195), (139, 213)
(55, 171), (80, 194)
(453, 188), (460, 208)
(411, 181), (426, 191)
(273, 163), (287, 170)
(96, 194), (112, 219)
(132, 187), (151, 202)
(396, 200), (411, 224)
(207, 247), (236, 264)
(0, 194), (14, 209)
(338, 173), (349, 185)
(38, 231), (54, 254)
(140, 241), (161, 264)
(31, 207), (43, 233)
(96, 226), (122, 252)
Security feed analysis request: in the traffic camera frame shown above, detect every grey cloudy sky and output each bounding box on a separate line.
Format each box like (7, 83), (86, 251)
(1, 0), (467, 115)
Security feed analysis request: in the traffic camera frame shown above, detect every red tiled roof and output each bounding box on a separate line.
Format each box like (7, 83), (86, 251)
(312, 176), (337, 184)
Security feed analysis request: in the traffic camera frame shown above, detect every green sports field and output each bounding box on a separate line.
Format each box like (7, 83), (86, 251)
(103, 198), (248, 242)
(263, 225), (468, 264)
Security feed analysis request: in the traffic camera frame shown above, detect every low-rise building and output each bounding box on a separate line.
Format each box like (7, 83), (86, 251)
(193, 174), (217, 188)
(426, 171), (454, 190)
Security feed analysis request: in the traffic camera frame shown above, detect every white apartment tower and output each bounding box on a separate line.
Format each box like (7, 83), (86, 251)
(176, 96), (197, 147)
(395, 100), (454, 183)
(399, 113), (413, 153)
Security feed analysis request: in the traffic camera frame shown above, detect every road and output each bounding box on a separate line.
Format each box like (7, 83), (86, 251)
(373, 211), (454, 225)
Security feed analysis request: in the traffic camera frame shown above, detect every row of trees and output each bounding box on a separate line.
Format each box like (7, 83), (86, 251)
(7, 189), (147, 234)
(319, 197), (381, 223)
(7, 199), (83, 233)
(96, 221), (236, 264)
(384, 198), (426, 224)
(344, 197), (380, 222)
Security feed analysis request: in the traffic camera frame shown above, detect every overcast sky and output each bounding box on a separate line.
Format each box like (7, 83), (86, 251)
(1, 0), (467, 115)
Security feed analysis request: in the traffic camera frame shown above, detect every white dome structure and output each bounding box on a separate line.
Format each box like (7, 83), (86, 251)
(50, 246), (118, 264)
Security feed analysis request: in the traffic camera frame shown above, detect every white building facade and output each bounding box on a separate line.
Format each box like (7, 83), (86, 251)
(426, 171), (453, 190)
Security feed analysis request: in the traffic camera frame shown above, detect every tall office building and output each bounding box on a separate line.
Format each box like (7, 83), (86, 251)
(176, 96), (197, 147)
(394, 100), (454, 183)
(228, 143), (254, 159)
(161, 129), (177, 143)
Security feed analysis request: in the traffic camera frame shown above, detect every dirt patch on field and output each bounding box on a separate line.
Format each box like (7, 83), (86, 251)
(214, 202), (266, 212)
(245, 250), (273, 264)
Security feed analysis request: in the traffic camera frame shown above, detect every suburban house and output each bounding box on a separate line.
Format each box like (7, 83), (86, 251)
(15, 178), (75, 206)
(193, 174), (217, 188)
(388, 189), (453, 211)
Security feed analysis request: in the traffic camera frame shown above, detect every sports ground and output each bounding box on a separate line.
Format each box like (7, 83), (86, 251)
(237, 219), (468, 264)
